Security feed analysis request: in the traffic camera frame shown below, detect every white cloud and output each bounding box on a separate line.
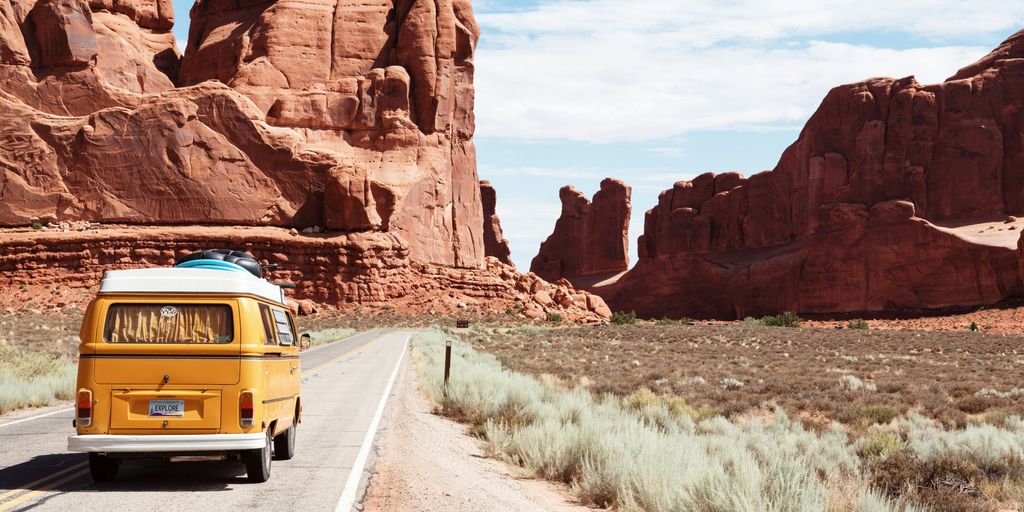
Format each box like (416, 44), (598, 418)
(474, 0), (1024, 143)
(480, 166), (598, 179)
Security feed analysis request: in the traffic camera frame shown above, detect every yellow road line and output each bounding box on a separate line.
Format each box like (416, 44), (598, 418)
(301, 333), (387, 377)
(0, 462), (88, 503)
(0, 468), (89, 511)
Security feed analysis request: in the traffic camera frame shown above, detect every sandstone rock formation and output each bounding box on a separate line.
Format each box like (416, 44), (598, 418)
(0, 0), (613, 322)
(480, 180), (512, 266)
(531, 178), (630, 283)
(611, 29), (1024, 318)
(0, 0), (482, 268)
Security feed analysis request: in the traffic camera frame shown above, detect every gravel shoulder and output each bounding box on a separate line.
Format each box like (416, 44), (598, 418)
(361, 355), (589, 512)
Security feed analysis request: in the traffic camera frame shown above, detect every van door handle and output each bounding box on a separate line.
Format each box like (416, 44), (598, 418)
(266, 352), (283, 357)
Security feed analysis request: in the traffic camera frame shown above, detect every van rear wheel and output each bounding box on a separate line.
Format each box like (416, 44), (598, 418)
(273, 421), (296, 461)
(245, 429), (272, 483)
(89, 453), (119, 483)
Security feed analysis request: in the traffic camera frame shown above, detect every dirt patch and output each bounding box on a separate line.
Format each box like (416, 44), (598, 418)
(361, 356), (588, 512)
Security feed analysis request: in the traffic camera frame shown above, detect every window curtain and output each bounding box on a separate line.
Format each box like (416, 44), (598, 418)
(105, 305), (233, 344)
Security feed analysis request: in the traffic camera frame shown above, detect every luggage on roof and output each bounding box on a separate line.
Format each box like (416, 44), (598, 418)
(175, 249), (263, 278)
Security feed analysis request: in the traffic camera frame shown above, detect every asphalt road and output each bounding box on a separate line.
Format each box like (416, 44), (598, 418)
(0, 329), (410, 511)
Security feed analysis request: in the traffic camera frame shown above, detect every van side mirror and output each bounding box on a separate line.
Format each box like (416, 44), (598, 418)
(299, 333), (311, 350)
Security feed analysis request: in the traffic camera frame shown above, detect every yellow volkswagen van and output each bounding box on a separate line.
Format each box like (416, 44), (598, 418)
(68, 250), (308, 483)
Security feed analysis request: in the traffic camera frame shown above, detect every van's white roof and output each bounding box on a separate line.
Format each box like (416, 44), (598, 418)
(99, 268), (287, 305)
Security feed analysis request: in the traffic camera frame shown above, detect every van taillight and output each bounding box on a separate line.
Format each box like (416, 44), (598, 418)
(77, 389), (93, 427)
(240, 390), (255, 427)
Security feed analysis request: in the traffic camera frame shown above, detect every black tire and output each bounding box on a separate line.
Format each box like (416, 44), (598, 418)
(245, 429), (272, 483)
(88, 453), (119, 483)
(273, 420), (296, 461)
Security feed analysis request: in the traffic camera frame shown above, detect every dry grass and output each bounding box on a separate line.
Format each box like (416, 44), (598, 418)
(304, 327), (357, 347)
(412, 330), (933, 511)
(447, 323), (1024, 511)
(0, 347), (77, 414)
(462, 323), (1024, 432)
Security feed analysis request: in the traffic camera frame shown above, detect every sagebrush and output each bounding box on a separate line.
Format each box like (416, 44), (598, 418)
(411, 331), (934, 511)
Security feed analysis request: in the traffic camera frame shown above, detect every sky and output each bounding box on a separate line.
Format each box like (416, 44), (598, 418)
(170, 0), (1024, 270)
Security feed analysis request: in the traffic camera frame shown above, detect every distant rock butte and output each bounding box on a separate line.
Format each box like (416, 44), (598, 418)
(480, 180), (512, 266)
(608, 29), (1024, 318)
(0, 0), (610, 321)
(530, 178), (631, 284)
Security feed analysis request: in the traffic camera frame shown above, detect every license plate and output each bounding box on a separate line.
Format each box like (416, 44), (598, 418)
(149, 400), (185, 417)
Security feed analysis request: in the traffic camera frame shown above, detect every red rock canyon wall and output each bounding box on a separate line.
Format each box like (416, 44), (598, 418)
(610, 29), (1024, 318)
(0, 0), (612, 321)
(0, 0), (481, 268)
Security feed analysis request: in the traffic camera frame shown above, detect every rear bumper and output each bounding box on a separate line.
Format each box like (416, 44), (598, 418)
(68, 433), (266, 453)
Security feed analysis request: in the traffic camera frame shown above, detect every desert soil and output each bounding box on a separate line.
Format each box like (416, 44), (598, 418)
(361, 355), (588, 512)
(465, 323), (1024, 432)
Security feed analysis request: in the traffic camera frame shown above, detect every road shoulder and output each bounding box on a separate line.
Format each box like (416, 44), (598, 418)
(359, 355), (589, 512)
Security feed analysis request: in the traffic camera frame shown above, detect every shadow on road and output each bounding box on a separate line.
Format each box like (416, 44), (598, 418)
(2, 454), (253, 510)
(88, 459), (248, 491)
(0, 453), (86, 491)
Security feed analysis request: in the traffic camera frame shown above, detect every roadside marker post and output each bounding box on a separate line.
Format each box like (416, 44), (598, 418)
(443, 339), (452, 397)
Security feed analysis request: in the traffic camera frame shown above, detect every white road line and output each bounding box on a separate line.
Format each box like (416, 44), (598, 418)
(0, 407), (73, 429)
(333, 333), (410, 512)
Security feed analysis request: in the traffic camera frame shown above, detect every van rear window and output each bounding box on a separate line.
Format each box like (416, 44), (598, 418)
(104, 304), (234, 344)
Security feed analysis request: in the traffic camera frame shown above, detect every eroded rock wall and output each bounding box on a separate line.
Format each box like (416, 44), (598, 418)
(612, 29), (1024, 318)
(0, 0), (485, 270)
(0, 226), (611, 321)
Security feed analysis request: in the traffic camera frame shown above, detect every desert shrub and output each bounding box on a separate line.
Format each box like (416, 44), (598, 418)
(975, 387), (1024, 399)
(902, 413), (1024, 478)
(304, 327), (357, 347)
(856, 431), (907, 460)
(856, 405), (899, 425)
(0, 347), (76, 414)
(840, 375), (878, 392)
(678, 376), (707, 387)
(410, 330), (914, 511)
(760, 312), (802, 327)
(847, 319), (869, 330)
(655, 317), (675, 325)
(679, 317), (695, 326)
(955, 395), (999, 414)
(545, 312), (563, 323)
(624, 387), (712, 423)
(610, 310), (637, 325)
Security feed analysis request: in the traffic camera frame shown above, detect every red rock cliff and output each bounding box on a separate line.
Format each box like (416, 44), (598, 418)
(0, 0), (482, 268)
(0, 0), (613, 321)
(531, 178), (631, 282)
(612, 29), (1024, 319)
